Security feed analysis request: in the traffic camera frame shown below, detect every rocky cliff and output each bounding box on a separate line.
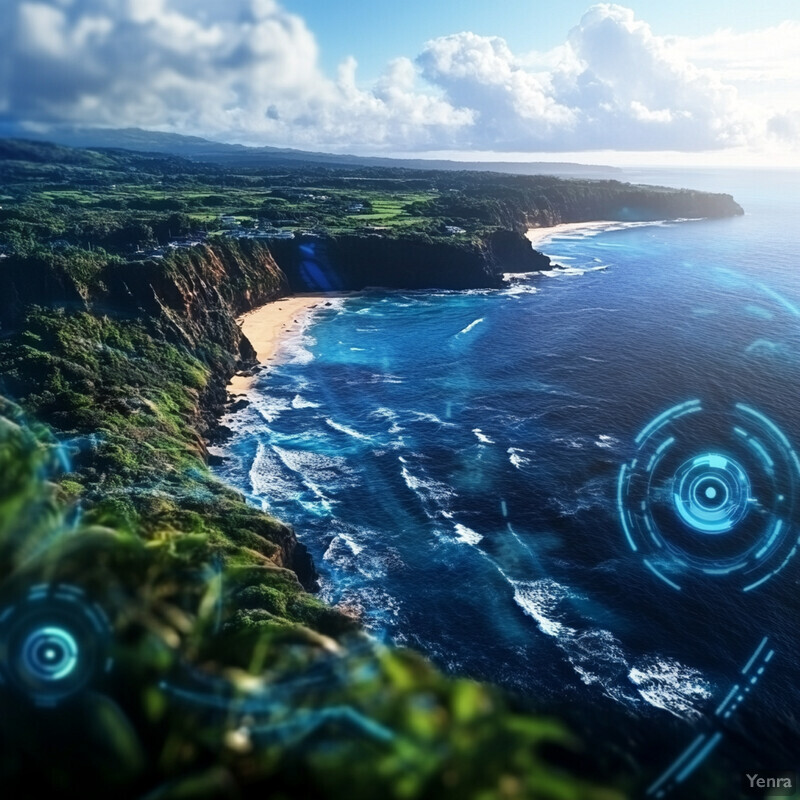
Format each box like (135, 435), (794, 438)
(265, 229), (550, 292)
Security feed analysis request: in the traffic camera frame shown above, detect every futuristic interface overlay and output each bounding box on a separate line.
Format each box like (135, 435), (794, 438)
(3, 284), (800, 798)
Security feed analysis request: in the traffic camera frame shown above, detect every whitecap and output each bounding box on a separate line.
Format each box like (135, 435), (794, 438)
(629, 657), (712, 720)
(507, 447), (531, 469)
(325, 418), (372, 442)
(503, 283), (540, 296)
(511, 578), (570, 637)
(541, 264), (609, 278)
(453, 523), (483, 546)
(248, 441), (301, 501)
(400, 460), (455, 508)
(250, 395), (291, 423)
(409, 410), (456, 427)
(472, 428), (495, 445)
(291, 394), (320, 409)
(458, 317), (484, 335)
(595, 434), (619, 449)
(509, 578), (709, 716)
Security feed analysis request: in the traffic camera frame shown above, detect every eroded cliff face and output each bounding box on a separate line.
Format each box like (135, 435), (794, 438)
(265, 230), (548, 293)
(0, 240), (320, 588)
(519, 186), (743, 229)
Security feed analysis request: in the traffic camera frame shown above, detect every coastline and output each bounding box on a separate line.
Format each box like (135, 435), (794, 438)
(525, 221), (618, 249)
(228, 294), (328, 393)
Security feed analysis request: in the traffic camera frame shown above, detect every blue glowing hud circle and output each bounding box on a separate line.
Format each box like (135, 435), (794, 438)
(22, 626), (79, 682)
(0, 585), (112, 706)
(618, 401), (800, 592)
(673, 454), (751, 534)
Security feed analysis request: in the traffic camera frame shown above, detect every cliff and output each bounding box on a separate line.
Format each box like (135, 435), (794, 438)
(410, 173), (744, 233)
(0, 239), (325, 591)
(266, 229), (550, 292)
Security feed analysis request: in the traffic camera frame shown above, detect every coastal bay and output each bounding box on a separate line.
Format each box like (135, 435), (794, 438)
(228, 295), (328, 393)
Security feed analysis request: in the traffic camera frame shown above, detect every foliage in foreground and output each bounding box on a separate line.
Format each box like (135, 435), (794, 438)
(0, 410), (625, 799)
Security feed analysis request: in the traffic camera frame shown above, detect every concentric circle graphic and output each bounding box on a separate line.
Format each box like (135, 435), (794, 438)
(22, 626), (80, 682)
(0, 585), (112, 706)
(618, 401), (800, 591)
(672, 453), (751, 534)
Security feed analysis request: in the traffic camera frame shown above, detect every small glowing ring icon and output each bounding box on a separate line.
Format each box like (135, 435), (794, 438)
(22, 626), (79, 682)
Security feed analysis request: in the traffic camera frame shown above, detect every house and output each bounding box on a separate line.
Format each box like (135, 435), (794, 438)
(347, 203), (365, 213)
(250, 229), (295, 240)
(168, 236), (206, 249)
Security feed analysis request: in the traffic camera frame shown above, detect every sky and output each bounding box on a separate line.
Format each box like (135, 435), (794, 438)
(1, 0), (799, 165)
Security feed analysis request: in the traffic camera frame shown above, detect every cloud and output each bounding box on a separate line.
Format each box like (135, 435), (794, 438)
(418, 4), (748, 151)
(1, 0), (472, 148)
(0, 0), (795, 153)
(667, 21), (800, 148)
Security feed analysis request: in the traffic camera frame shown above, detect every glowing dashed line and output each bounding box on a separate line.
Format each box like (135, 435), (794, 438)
(635, 400), (701, 445)
(715, 684), (739, 716)
(737, 404), (800, 478)
(676, 732), (723, 784)
(618, 464), (637, 552)
(643, 559), (681, 591)
(743, 540), (799, 592)
(647, 734), (707, 796)
(755, 519), (783, 560)
(742, 637), (768, 674)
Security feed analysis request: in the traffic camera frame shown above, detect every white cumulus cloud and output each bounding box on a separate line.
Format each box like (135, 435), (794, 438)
(0, 0), (796, 155)
(1, 0), (472, 148)
(418, 4), (749, 150)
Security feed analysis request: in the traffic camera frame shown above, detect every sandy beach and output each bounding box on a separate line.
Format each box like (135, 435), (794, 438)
(227, 294), (327, 394)
(526, 221), (617, 249)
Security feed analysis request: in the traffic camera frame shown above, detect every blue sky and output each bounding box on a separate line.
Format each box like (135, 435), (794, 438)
(2, 1), (799, 164)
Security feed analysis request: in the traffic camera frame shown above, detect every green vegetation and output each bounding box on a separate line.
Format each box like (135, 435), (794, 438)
(0, 139), (741, 263)
(0, 404), (626, 799)
(0, 139), (745, 797)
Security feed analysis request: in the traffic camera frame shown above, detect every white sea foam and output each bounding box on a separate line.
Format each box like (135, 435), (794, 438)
(279, 333), (316, 364)
(541, 264), (609, 278)
(248, 441), (301, 502)
(511, 578), (570, 637)
(507, 447), (531, 469)
(409, 410), (456, 427)
(502, 283), (540, 296)
(595, 434), (619, 449)
(250, 395), (292, 423)
(325, 418), (372, 441)
(458, 317), (484, 335)
(472, 428), (495, 444)
(291, 394), (320, 409)
(509, 578), (709, 716)
(629, 657), (711, 720)
(400, 459), (455, 507)
(453, 523), (483, 546)
(554, 436), (586, 449)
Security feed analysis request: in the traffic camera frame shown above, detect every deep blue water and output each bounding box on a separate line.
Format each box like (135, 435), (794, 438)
(214, 168), (800, 776)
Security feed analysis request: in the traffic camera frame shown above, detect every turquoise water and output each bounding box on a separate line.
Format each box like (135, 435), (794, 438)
(214, 169), (800, 774)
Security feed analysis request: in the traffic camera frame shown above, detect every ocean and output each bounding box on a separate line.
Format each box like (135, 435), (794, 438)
(213, 168), (800, 783)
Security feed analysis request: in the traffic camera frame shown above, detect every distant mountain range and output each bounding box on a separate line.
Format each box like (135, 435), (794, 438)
(0, 125), (621, 177)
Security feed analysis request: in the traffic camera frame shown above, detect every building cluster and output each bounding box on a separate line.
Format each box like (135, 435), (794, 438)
(224, 228), (295, 241)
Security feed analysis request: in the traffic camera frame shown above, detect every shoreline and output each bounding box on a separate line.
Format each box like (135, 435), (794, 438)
(227, 294), (329, 394)
(525, 221), (619, 249)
